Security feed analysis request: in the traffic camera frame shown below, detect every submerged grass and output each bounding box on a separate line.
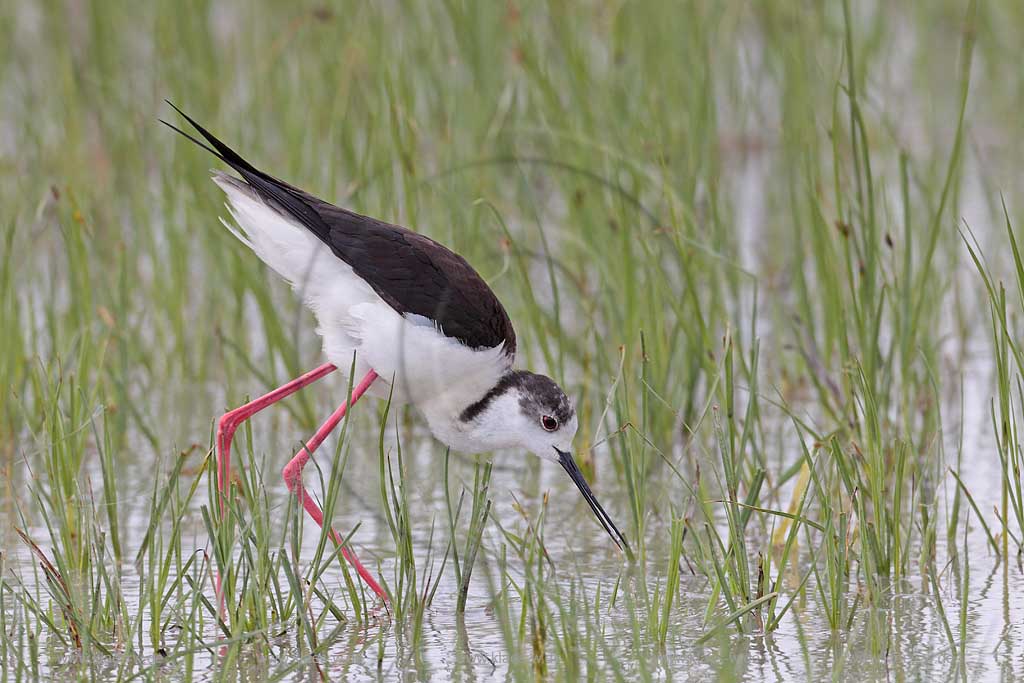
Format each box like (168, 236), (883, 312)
(3, 0), (1024, 680)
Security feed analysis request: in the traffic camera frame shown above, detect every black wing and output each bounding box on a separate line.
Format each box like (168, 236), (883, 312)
(163, 102), (516, 355)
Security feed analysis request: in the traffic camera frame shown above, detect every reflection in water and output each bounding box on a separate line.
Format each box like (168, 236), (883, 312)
(6, 413), (1022, 680)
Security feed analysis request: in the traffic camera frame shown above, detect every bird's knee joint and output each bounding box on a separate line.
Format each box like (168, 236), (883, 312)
(282, 462), (300, 491)
(217, 412), (238, 439)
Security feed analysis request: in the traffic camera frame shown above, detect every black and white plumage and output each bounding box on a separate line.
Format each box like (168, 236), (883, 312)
(164, 103), (628, 556)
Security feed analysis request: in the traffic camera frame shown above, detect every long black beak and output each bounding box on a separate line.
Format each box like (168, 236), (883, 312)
(556, 448), (630, 553)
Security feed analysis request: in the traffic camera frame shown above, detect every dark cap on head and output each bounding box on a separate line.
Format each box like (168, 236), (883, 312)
(511, 371), (575, 424)
(460, 370), (575, 424)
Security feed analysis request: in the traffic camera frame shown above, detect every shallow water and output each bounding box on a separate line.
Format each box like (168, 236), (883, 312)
(5, 371), (1024, 682)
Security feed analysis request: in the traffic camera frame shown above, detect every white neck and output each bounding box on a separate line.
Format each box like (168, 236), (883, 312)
(423, 389), (524, 455)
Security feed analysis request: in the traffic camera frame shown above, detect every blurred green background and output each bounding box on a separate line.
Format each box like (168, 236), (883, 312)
(4, 1), (1024, 680)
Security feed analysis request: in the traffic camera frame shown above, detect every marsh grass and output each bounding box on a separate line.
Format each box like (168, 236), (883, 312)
(3, 0), (1024, 679)
(965, 209), (1024, 560)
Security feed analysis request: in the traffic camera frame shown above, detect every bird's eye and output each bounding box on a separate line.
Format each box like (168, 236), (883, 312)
(541, 415), (558, 432)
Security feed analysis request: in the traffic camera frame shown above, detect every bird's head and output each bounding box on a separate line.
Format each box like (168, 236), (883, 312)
(458, 370), (630, 552)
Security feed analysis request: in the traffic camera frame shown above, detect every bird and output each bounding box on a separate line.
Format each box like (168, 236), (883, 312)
(163, 102), (629, 603)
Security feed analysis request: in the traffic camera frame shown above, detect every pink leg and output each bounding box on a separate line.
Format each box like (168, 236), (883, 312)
(216, 363), (337, 515)
(282, 370), (387, 601)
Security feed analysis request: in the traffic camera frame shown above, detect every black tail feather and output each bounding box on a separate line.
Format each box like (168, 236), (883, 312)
(159, 118), (227, 164)
(163, 100), (261, 177)
(162, 101), (334, 246)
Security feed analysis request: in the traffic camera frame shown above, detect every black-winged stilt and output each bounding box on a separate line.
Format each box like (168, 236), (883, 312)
(163, 102), (628, 602)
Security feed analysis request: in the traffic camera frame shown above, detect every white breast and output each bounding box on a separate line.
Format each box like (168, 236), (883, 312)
(215, 173), (510, 421)
(347, 301), (512, 418)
